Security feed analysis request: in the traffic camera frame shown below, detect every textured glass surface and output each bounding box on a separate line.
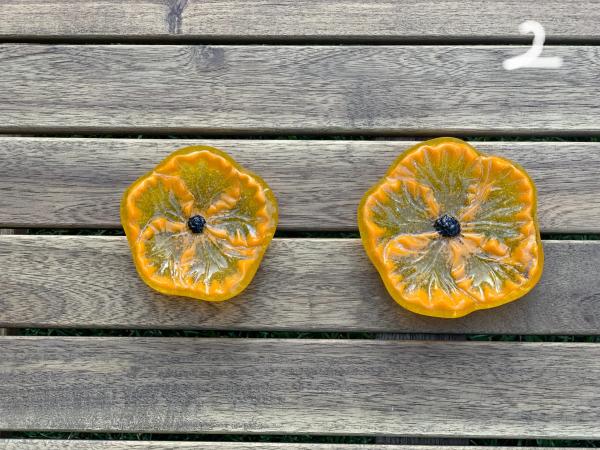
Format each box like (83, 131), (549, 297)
(121, 146), (278, 301)
(359, 138), (543, 318)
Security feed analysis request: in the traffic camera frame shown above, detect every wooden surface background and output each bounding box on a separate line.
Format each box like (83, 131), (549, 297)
(0, 1), (598, 41)
(0, 445), (578, 450)
(2, 338), (600, 438)
(0, 45), (598, 135)
(1, 0), (599, 445)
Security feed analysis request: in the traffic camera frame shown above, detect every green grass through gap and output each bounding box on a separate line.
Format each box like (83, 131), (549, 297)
(2, 432), (600, 447)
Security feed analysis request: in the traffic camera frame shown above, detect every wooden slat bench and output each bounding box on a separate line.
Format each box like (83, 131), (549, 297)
(0, 445), (529, 450)
(1, 1), (599, 42)
(1, 1), (599, 448)
(2, 337), (600, 436)
(0, 45), (599, 135)
(0, 446), (568, 450)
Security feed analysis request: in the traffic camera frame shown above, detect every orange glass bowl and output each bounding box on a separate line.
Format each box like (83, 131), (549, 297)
(358, 138), (543, 318)
(121, 145), (278, 301)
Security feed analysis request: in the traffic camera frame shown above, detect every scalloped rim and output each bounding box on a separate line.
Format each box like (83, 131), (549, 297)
(120, 145), (279, 302)
(357, 137), (544, 319)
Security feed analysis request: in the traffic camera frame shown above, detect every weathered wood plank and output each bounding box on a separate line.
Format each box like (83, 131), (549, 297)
(1, 236), (599, 334)
(0, 441), (409, 450)
(1, 337), (599, 437)
(374, 335), (468, 445)
(0, 444), (576, 450)
(1, 138), (598, 232)
(0, 1), (597, 41)
(0, 441), (501, 450)
(0, 45), (597, 134)
(0, 229), (15, 339)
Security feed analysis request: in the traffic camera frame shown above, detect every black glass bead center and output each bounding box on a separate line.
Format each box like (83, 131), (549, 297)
(187, 215), (206, 234)
(434, 214), (461, 238)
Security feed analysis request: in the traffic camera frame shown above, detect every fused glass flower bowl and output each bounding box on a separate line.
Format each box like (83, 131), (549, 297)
(358, 138), (543, 318)
(121, 145), (278, 302)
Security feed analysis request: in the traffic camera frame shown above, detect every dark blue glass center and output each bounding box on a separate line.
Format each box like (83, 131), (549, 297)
(434, 214), (461, 238)
(187, 215), (206, 234)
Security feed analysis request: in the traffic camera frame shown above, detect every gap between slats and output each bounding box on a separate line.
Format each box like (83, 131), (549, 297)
(0, 441), (591, 449)
(3, 37), (600, 46)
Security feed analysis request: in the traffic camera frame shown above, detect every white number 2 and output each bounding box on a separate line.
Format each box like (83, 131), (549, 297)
(503, 20), (563, 70)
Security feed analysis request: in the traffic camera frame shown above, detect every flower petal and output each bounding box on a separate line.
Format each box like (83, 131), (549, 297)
(460, 156), (536, 241)
(155, 149), (238, 213)
(449, 232), (536, 304)
(203, 183), (241, 218)
(388, 139), (480, 216)
(123, 174), (195, 237)
(183, 234), (260, 297)
(133, 217), (192, 288)
(206, 172), (275, 247)
(360, 177), (440, 252)
(382, 232), (438, 263)
(383, 236), (477, 317)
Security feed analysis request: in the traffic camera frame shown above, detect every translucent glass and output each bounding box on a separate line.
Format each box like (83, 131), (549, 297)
(121, 146), (278, 301)
(359, 138), (543, 318)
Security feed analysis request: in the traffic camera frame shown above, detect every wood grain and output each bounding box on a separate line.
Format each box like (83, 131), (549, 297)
(1, 337), (600, 437)
(1, 138), (599, 232)
(375, 334), (468, 446)
(0, 1), (597, 41)
(1, 236), (599, 334)
(0, 442), (514, 450)
(0, 45), (598, 134)
(0, 445), (579, 450)
(0, 229), (15, 339)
